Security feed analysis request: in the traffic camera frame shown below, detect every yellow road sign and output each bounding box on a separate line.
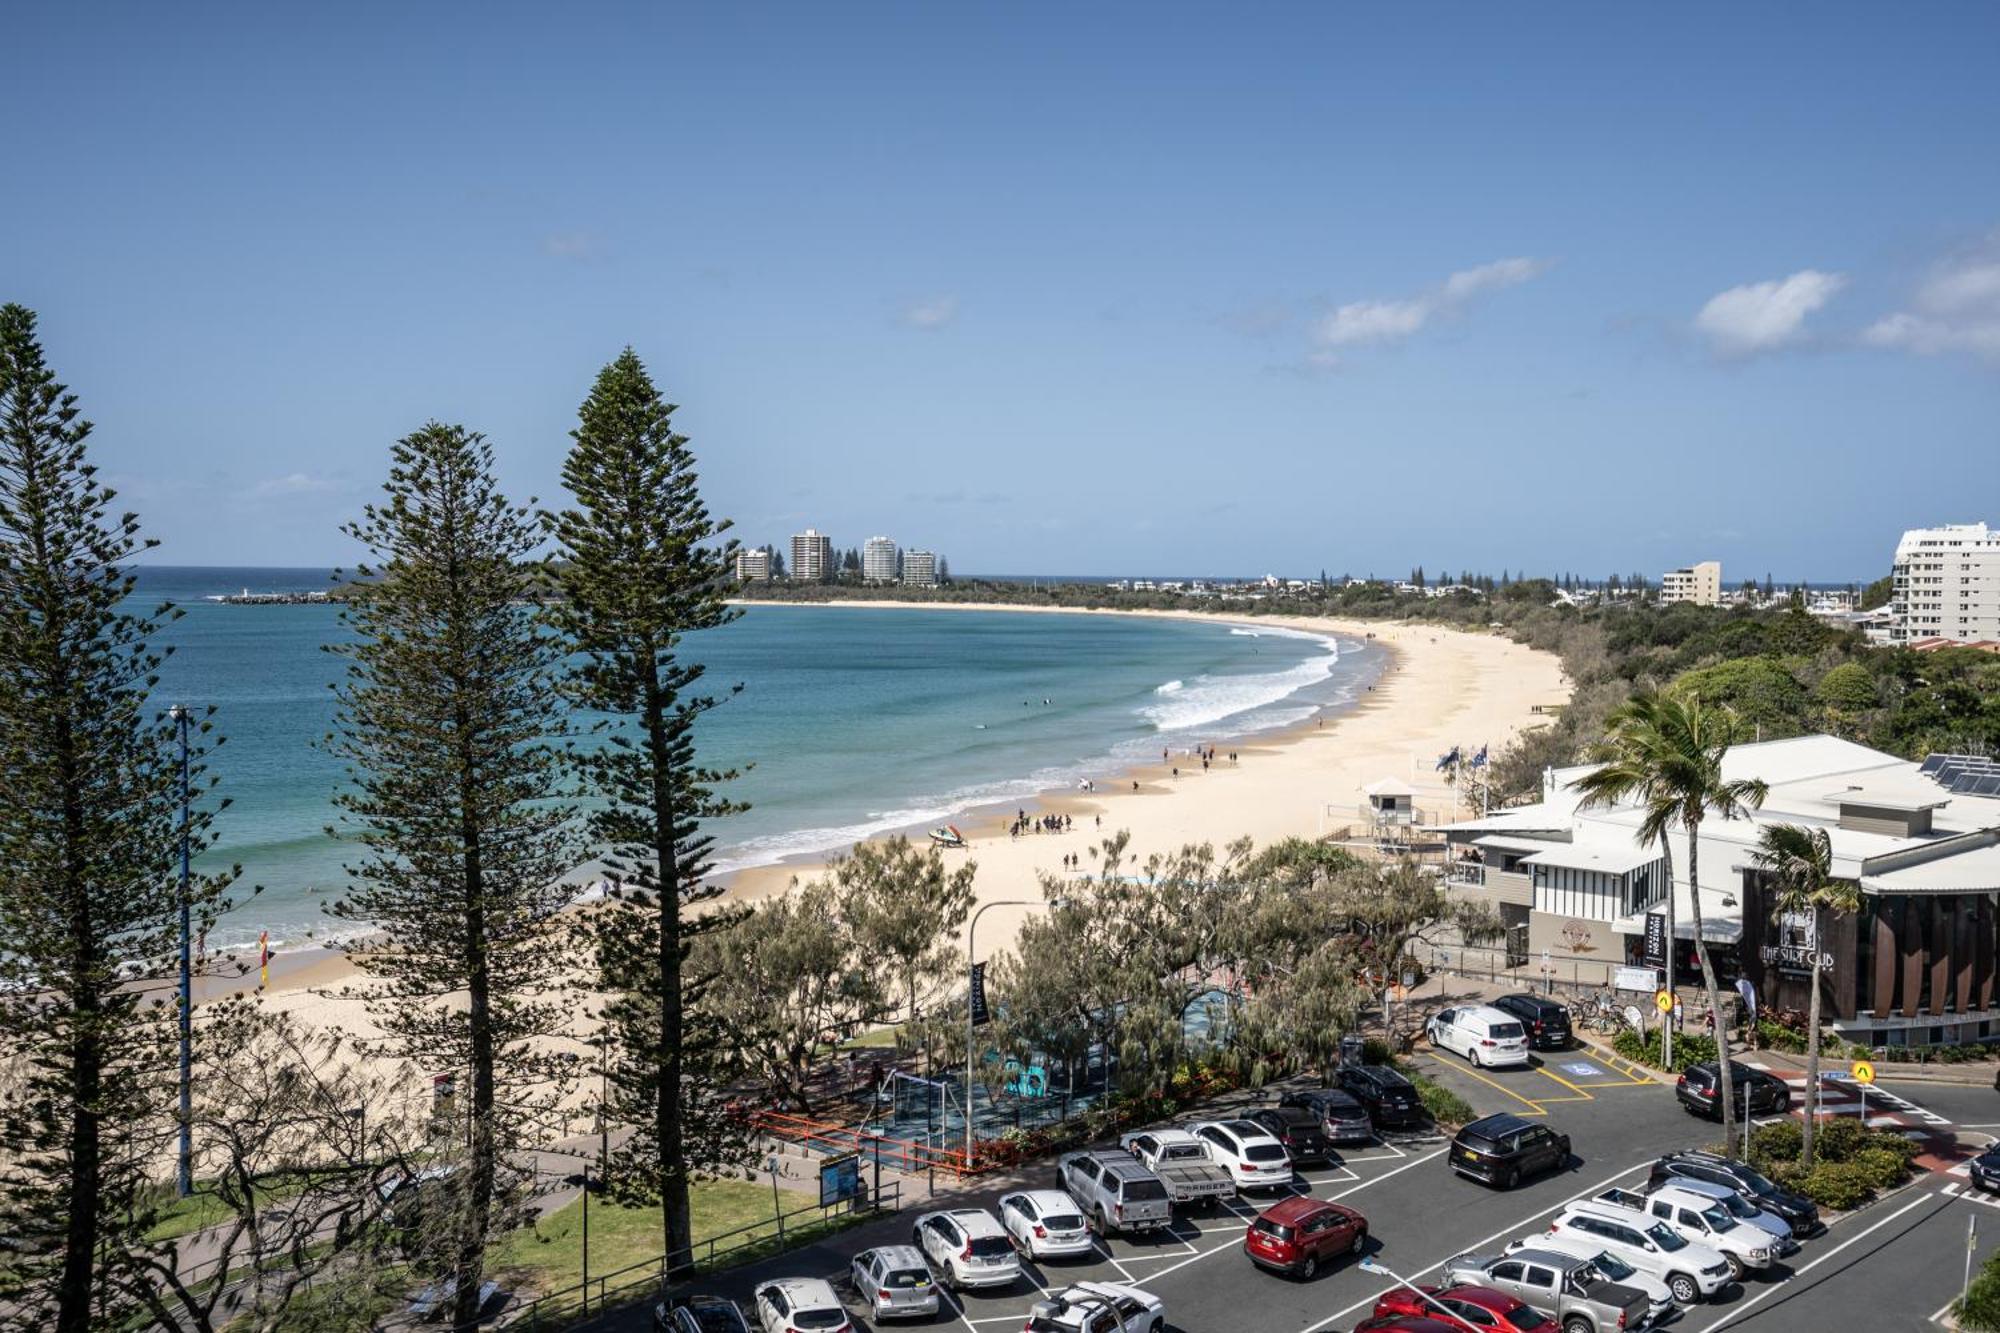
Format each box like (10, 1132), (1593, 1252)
(1851, 1059), (1876, 1085)
(1655, 989), (1675, 1014)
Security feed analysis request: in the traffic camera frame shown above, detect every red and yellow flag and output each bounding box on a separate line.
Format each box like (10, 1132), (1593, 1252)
(259, 930), (270, 989)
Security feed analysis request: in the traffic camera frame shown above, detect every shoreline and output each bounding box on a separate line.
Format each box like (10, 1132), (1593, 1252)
(231, 604), (1566, 1027)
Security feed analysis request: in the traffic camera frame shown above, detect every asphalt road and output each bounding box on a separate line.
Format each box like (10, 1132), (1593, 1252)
(585, 1051), (1991, 1333)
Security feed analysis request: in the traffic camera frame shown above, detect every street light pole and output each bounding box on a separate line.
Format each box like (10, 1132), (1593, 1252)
(172, 704), (193, 1199)
(965, 898), (1058, 1170)
(1358, 1256), (1468, 1325)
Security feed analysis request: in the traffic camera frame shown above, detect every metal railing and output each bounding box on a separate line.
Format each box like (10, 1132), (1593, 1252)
(508, 1180), (901, 1331)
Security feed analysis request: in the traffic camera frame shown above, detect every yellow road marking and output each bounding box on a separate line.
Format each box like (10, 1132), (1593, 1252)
(1531, 1066), (1597, 1102)
(1423, 1052), (1550, 1116)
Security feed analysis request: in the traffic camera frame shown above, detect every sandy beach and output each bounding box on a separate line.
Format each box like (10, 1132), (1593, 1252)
(240, 604), (1568, 1048)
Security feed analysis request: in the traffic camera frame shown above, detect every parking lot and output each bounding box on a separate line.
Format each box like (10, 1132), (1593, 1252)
(605, 1048), (1992, 1332)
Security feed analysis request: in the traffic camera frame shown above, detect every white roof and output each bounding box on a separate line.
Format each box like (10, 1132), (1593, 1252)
(1716, 734), (1907, 788)
(1521, 840), (1662, 876)
(1474, 834), (1569, 855)
(1435, 804), (1569, 834)
(1364, 778), (1414, 797)
(1862, 842), (2000, 894)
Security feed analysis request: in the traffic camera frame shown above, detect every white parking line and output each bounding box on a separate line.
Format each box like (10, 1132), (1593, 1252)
(1690, 1191), (1939, 1333)
(1088, 1236), (1137, 1282)
(1298, 1155), (1657, 1333)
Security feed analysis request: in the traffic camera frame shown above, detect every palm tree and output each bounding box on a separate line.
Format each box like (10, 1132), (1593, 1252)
(1570, 693), (1769, 1158)
(1750, 823), (1861, 1167)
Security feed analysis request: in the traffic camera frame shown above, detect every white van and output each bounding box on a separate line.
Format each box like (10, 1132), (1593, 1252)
(1426, 1004), (1532, 1068)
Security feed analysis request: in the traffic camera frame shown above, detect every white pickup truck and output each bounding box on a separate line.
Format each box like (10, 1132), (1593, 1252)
(1592, 1185), (1776, 1278)
(1118, 1130), (1234, 1210)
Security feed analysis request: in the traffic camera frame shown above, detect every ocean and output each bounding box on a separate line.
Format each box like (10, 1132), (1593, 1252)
(132, 568), (1385, 950)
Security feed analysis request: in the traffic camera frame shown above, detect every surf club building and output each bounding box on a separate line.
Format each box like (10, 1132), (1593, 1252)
(1438, 735), (2000, 1050)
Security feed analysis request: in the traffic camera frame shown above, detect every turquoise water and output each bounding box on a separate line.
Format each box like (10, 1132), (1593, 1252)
(135, 568), (1383, 950)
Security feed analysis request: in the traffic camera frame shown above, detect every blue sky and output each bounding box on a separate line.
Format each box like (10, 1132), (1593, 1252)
(5, 3), (1997, 581)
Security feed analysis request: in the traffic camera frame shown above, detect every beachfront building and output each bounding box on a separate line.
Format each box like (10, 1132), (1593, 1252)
(862, 536), (899, 584)
(791, 528), (834, 582)
(1440, 734), (2000, 1048)
(902, 549), (939, 587)
(1889, 522), (2000, 646)
(1660, 561), (1722, 607)
(734, 546), (773, 581)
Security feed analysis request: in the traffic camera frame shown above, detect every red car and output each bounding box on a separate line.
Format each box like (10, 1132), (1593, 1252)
(1353, 1320), (1467, 1333)
(1241, 1196), (1367, 1280)
(1370, 1284), (1555, 1333)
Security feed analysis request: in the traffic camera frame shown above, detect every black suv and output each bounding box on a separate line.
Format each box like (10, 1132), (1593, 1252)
(1674, 1061), (1791, 1119)
(1246, 1105), (1334, 1166)
(1491, 993), (1574, 1051)
(1278, 1087), (1376, 1144)
(1337, 1064), (1424, 1129)
(1449, 1113), (1570, 1189)
(1648, 1150), (1821, 1234)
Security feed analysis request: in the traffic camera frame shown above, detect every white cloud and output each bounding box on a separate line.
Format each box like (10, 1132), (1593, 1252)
(1693, 269), (1846, 356)
(901, 295), (959, 331)
(249, 472), (342, 500)
(1312, 257), (1548, 351)
(1864, 234), (2000, 364)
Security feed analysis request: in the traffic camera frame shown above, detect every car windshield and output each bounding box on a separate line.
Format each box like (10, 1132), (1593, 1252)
(1044, 1212), (1083, 1230)
(1459, 1131), (1502, 1153)
(793, 1310), (847, 1330)
(1715, 1193), (1757, 1218)
(1490, 1021), (1526, 1039)
(1699, 1204), (1737, 1232)
(1646, 1222), (1687, 1251)
(691, 1308), (745, 1333)
(1735, 1166), (1777, 1194)
(1124, 1179), (1169, 1202)
(1511, 1306), (1556, 1331)
(885, 1269), (929, 1288)
(969, 1236), (1015, 1258)
(1245, 1143), (1288, 1162)
(1587, 1250), (1637, 1280)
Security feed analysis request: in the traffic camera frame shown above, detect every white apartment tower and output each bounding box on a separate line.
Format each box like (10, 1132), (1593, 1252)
(1660, 560), (1722, 607)
(862, 536), (900, 584)
(902, 549), (939, 587)
(1891, 522), (2000, 644)
(790, 528), (834, 582)
(733, 547), (772, 582)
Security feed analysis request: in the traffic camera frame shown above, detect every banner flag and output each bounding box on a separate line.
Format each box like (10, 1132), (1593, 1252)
(969, 962), (991, 1027)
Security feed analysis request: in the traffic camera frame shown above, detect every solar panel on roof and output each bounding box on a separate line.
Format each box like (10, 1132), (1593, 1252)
(1920, 754), (1948, 775)
(1969, 775), (2000, 797)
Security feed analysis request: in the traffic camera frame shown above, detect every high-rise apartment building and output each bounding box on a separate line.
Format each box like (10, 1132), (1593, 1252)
(1661, 561), (1722, 607)
(1891, 523), (2000, 644)
(790, 528), (833, 582)
(862, 536), (899, 584)
(902, 549), (938, 587)
(733, 547), (772, 582)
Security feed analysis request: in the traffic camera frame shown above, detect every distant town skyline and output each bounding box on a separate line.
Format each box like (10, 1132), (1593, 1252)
(6, 5), (1998, 578)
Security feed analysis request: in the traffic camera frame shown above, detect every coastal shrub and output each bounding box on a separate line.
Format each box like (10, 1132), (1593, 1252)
(1612, 1027), (1716, 1073)
(1812, 1116), (1871, 1162)
(1960, 1252), (2000, 1332)
(1752, 1018), (1807, 1054)
(1850, 1147), (1910, 1190)
(1362, 1037), (1394, 1066)
(1747, 1120), (1802, 1165)
(1409, 1073), (1473, 1129)
(1796, 1161), (1875, 1211)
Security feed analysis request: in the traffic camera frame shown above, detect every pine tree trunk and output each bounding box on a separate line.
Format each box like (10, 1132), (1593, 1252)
(56, 729), (100, 1333)
(645, 676), (692, 1273)
(1688, 824), (1739, 1159)
(455, 801), (493, 1331)
(1802, 907), (1824, 1169)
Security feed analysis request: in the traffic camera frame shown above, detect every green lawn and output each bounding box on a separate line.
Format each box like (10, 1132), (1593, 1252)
(142, 1174), (319, 1243)
(489, 1177), (855, 1317)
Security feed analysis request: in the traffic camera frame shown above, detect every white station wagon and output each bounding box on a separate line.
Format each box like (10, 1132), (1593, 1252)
(1186, 1119), (1292, 1192)
(999, 1189), (1094, 1260)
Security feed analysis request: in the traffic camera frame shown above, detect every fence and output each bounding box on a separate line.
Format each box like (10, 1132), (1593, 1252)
(508, 1179), (902, 1331)
(1414, 938), (1634, 993)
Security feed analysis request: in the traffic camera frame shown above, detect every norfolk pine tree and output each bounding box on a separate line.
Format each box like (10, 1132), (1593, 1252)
(327, 423), (580, 1331)
(551, 349), (745, 1268)
(0, 303), (234, 1332)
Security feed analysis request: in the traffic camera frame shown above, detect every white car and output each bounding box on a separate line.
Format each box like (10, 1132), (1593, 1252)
(750, 1278), (851, 1333)
(1023, 1281), (1166, 1333)
(1187, 1119), (1292, 1192)
(1549, 1201), (1734, 1304)
(999, 1189), (1094, 1260)
(846, 1245), (938, 1322)
(911, 1208), (1022, 1290)
(1666, 1176), (1797, 1253)
(1426, 1004), (1532, 1069)
(1515, 1232), (1678, 1322)
(1627, 1184), (1777, 1275)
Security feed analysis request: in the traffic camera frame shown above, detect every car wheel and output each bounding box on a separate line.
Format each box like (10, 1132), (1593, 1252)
(1350, 1227), (1367, 1254)
(1724, 1254), (1745, 1280)
(1470, 1045), (1483, 1068)
(1500, 1166), (1520, 1190)
(1775, 1090), (1792, 1113)
(1562, 1318), (1593, 1333)
(1668, 1272), (1699, 1304)
(1299, 1253), (1318, 1281)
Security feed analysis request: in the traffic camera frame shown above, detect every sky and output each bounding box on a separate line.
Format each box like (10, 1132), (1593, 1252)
(5, 3), (1998, 582)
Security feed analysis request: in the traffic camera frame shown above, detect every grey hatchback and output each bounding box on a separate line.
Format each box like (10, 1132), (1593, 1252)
(849, 1245), (939, 1322)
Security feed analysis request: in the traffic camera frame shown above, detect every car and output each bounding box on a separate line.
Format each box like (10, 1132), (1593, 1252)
(1545, 1201), (1734, 1304)
(1055, 1149), (1175, 1236)
(1279, 1086), (1377, 1143)
(1427, 1005), (1532, 1068)
(1647, 1150), (1820, 1234)
(749, 1278), (851, 1333)
(847, 1245), (939, 1322)
(998, 1190), (1094, 1260)
(1338, 1064), (1426, 1128)
(1188, 1118), (1293, 1192)
(1352, 1318), (1464, 1333)
(1492, 993), (1575, 1051)
(1118, 1129), (1234, 1208)
(1972, 1145), (2000, 1193)
(1245, 1105), (1335, 1166)
(1663, 1176), (1796, 1253)
(654, 1294), (753, 1333)
(1372, 1283), (1558, 1331)
(911, 1208), (1022, 1291)
(1022, 1281), (1165, 1333)
(1449, 1113), (1570, 1189)
(1518, 1234), (1678, 1322)
(1674, 1061), (1791, 1119)
(1242, 1195), (1368, 1279)
(1591, 1186), (1774, 1278)
(1440, 1249), (1652, 1333)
